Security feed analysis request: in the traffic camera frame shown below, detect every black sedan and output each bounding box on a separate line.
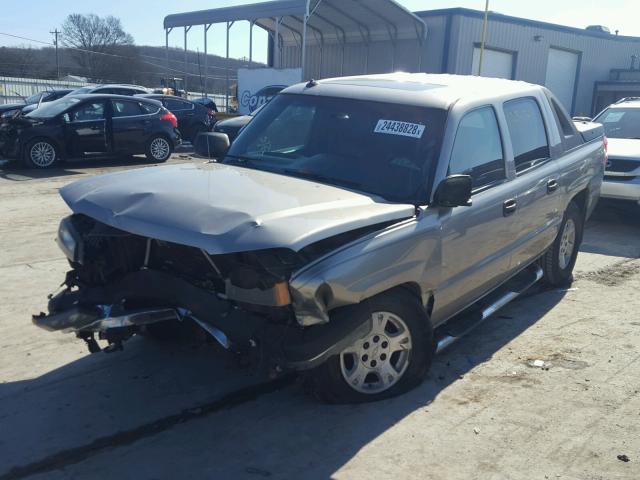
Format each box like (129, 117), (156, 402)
(212, 104), (265, 143)
(0, 89), (74, 121)
(137, 94), (215, 143)
(0, 94), (180, 168)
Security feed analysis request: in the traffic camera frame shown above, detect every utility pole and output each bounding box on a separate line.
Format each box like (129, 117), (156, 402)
(50, 29), (60, 79)
(477, 0), (490, 76)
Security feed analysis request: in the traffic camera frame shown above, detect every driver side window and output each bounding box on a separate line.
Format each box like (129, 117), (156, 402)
(246, 104), (314, 155)
(449, 106), (505, 190)
(69, 101), (106, 122)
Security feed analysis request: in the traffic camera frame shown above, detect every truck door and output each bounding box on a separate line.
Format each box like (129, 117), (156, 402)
(435, 106), (518, 322)
(64, 100), (108, 155)
(502, 97), (563, 270)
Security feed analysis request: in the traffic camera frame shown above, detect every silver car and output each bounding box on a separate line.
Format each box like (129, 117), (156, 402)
(33, 74), (605, 402)
(592, 98), (640, 206)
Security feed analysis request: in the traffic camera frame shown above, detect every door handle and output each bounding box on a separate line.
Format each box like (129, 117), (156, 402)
(503, 198), (518, 216)
(547, 178), (559, 193)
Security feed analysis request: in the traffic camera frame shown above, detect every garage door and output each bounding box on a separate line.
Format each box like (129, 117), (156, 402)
(545, 48), (579, 112)
(472, 47), (514, 79)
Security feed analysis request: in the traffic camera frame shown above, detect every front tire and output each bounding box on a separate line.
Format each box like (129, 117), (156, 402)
(23, 138), (59, 169)
(541, 201), (583, 287)
(308, 289), (434, 404)
(145, 135), (172, 163)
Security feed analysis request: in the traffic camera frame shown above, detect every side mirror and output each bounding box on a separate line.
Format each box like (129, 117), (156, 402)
(433, 174), (473, 207)
(194, 132), (230, 158)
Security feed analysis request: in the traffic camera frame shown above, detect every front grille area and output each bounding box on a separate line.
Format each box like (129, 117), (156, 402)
(606, 158), (640, 173)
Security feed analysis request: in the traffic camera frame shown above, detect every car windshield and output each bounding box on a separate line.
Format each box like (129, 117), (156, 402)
(224, 94), (447, 203)
(595, 107), (640, 139)
(25, 93), (44, 104)
(26, 97), (82, 119)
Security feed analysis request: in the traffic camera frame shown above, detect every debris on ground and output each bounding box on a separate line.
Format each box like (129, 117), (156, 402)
(617, 454), (630, 462)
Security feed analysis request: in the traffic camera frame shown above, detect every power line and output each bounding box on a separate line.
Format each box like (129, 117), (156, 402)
(0, 32), (253, 73)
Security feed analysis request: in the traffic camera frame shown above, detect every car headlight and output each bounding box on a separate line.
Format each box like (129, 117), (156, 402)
(1, 109), (19, 119)
(56, 216), (84, 263)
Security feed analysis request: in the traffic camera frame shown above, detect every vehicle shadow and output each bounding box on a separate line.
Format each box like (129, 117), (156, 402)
(581, 199), (640, 258)
(0, 146), (195, 182)
(0, 288), (565, 479)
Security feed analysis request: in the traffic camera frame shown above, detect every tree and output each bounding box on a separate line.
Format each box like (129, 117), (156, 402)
(61, 14), (138, 82)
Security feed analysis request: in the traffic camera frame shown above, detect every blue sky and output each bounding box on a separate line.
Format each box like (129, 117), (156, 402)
(1, 0), (638, 63)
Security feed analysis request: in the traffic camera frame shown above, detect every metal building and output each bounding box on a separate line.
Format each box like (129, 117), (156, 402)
(165, 2), (640, 116)
(417, 8), (640, 115)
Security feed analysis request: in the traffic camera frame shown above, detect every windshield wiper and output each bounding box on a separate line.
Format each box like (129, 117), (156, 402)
(281, 169), (364, 190)
(222, 154), (259, 164)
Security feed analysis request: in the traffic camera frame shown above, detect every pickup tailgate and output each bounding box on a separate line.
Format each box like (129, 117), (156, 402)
(574, 120), (604, 143)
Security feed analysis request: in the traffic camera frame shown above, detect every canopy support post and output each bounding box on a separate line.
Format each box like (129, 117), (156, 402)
(184, 26), (191, 94)
(204, 24), (211, 96)
(165, 28), (173, 81)
(249, 21), (254, 64)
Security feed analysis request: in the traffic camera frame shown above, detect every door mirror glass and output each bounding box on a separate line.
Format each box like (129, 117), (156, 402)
(194, 132), (230, 158)
(434, 175), (473, 207)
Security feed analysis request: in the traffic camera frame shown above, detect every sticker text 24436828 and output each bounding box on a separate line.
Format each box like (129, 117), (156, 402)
(374, 119), (426, 139)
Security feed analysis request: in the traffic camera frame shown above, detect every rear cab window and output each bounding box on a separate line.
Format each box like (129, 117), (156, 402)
(449, 106), (505, 191)
(503, 97), (550, 174)
(547, 94), (582, 150)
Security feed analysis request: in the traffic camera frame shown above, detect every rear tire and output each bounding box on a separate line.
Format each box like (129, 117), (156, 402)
(23, 138), (59, 169)
(541, 201), (583, 287)
(145, 135), (172, 163)
(307, 289), (434, 404)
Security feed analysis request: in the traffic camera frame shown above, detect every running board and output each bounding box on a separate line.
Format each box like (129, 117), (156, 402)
(435, 264), (543, 354)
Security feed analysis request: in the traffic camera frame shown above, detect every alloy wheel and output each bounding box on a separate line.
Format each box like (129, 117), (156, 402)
(150, 137), (170, 160)
(340, 311), (412, 394)
(558, 218), (576, 269)
(30, 142), (56, 167)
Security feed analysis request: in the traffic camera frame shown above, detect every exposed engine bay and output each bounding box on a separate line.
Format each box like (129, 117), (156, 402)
(33, 213), (380, 373)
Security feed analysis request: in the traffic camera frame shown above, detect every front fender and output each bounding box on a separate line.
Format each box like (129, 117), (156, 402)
(289, 215), (441, 326)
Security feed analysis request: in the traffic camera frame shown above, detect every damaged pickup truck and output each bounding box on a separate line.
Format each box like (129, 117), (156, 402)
(34, 73), (605, 403)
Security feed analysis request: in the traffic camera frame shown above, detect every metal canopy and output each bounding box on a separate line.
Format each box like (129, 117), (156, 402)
(163, 0), (426, 110)
(164, 0), (426, 43)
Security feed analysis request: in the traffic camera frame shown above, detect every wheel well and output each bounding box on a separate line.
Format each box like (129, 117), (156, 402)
(570, 189), (588, 218)
(397, 282), (434, 317)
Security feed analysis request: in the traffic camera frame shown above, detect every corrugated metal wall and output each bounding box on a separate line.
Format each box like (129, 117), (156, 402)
(279, 37), (427, 80)
(417, 12), (640, 115)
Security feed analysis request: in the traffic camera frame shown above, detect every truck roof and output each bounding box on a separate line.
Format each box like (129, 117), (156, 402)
(283, 73), (541, 110)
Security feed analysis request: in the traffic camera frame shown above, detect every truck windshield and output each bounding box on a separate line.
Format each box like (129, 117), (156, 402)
(595, 107), (640, 139)
(224, 93), (447, 203)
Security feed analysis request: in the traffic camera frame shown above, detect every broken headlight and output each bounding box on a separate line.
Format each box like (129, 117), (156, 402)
(56, 216), (84, 264)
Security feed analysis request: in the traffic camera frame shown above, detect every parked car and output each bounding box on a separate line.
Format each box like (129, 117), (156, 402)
(0, 89), (74, 120)
(32, 74), (604, 403)
(191, 96), (219, 113)
(212, 104), (263, 143)
(0, 94), (180, 168)
(69, 84), (150, 96)
(591, 97), (640, 206)
(137, 94), (215, 143)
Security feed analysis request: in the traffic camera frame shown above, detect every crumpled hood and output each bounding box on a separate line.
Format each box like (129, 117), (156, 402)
(607, 138), (640, 160)
(60, 162), (415, 254)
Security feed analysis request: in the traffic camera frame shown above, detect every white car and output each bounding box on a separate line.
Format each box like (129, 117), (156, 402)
(592, 98), (640, 206)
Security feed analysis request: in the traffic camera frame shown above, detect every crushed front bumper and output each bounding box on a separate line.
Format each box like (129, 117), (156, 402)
(33, 268), (370, 371)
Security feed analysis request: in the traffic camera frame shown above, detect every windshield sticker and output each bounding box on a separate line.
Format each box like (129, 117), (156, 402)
(374, 120), (425, 139)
